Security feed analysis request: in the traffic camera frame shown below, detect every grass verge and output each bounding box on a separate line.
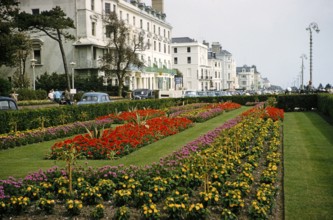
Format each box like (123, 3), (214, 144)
(284, 111), (333, 219)
(0, 107), (248, 180)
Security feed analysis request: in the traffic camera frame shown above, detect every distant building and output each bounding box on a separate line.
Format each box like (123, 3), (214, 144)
(171, 38), (238, 91)
(209, 42), (238, 90)
(7, 0), (175, 93)
(171, 37), (210, 91)
(236, 65), (263, 90)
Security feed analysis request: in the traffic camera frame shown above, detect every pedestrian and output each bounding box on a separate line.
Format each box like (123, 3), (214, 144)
(53, 90), (61, 103)
(64, 89), (71, 105)
(10, 90), (18, 102)
(48, 89), (54, 101)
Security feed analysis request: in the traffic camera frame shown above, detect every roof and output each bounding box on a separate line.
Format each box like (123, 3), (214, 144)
(236, 65), (259, 74)
(171, 37), (197, 43)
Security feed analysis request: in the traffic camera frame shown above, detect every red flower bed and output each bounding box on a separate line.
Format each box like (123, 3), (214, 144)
(206, 101), (241, 111)
(96, 109), (166, 124)
(241, 104), (284, 121)
(49, 117), (193, 160)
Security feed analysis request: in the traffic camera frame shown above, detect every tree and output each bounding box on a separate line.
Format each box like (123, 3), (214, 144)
(100, 12), (145, 96)
(318, 83), (323, 90)
(325, 83), (332, 90)
(16, 6), (75, 90)
(0, 0), (30, 67)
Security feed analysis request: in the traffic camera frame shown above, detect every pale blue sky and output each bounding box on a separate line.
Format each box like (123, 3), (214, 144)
(143, 0), (333, 88)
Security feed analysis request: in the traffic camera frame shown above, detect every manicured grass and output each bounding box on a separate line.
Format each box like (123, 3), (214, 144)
(0, 107), (248, 179)
(284, 111), (333, 219)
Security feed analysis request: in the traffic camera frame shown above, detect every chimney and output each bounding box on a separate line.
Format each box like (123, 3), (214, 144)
(211, 42), (221, 54)
(152, 0), (164, 13)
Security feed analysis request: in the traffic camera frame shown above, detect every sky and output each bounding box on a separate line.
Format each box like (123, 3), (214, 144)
(142, 0), (333, 89)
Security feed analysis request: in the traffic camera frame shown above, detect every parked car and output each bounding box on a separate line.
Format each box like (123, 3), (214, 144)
(77, 92), (111, 105)
(183, 90), (198, 98)
(0, 96), (18, 110)
(132, 89), (155, 100)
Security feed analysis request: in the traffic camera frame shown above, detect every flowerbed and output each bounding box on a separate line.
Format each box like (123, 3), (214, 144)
(48, 116), (193, 160)
(0, 119), (113, 150)
(0, 104), (284, 219)
(170, 101), (241, 122)
(96, 109), (166, 124)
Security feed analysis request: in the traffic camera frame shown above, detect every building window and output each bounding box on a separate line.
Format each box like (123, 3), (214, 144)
(133, 16), (136, 26)
(147, 39), (150, 49)
(31, 9), (39, 15)
(187, 57), (191, 64)
(174, 47), (177, 53)
(91, 0), (95, 11)
(158, 27), (160, 35)
(154, 41), (156, 51)
(105, 25), (112, 38)
(140, 19), (143, 29)
(33, 49), (41, 64)
(153, 25), (155, 33)
(92, 22), (96, 36)
(158, 42), (161, 52)
(126, 13), (129, 23)
(163, 29), (166, 37)
(164, 44), (166, 53)
(119, 10), (123, 19)
(174, 57), (178, 64)
(113, 4), (116, 12)
(105, 3), (111, 14)
(147, 22), (150, 31)
(187, 47), (191, 53)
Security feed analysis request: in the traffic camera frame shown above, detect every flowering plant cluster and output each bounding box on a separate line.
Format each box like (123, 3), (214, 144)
(169, 101), (241, 122)
(0, 104), (283, 219)
(48, 116), (193, 160)
(96, 109), (166, 124)
(0, 119), (113, 150)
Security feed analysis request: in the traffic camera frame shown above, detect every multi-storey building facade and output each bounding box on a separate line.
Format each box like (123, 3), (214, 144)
(236, 65), (263, 90)
(16, 0), (175, 93)
(171, 37), (210, 91)
(172, 38), (238, 91)
(209, 42), (238, 90)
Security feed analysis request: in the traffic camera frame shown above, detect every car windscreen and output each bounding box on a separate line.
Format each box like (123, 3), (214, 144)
(81, 95), (98, 101)
(134, 90), (148, 95)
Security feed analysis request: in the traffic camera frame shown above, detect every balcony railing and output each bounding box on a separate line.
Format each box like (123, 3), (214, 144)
(144, 67), (176, 75)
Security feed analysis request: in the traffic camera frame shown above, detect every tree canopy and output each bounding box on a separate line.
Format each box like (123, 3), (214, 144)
(100, 12), (146, 96)
(15, 6), (75, 89)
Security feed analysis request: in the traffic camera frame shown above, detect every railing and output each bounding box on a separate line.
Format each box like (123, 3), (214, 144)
(144, 67), (176, 75)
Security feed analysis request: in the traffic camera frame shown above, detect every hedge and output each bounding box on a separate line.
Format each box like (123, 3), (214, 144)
(0, 94), (323, 134)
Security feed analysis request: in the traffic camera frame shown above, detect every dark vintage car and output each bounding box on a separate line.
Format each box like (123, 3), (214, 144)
(77, 92), (111, 105)
(0, 96), (18, 110)
(132, 89), (155, 100)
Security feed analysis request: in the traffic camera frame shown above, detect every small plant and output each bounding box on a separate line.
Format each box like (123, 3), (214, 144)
(221, 208), (237, 220)
(65, 199), (83, 216)
(90, 203), (105, 219)
(141, 202), (160, 219)
(113, 205), (131, 220)
(187, 203), (209, 219)
(8, 196), (30, 214)
(36, 198), (55, 214)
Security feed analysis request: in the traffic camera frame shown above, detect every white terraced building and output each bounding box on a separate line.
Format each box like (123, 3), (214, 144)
(171, 38), (238, 91)
(15, 0), (176, 95)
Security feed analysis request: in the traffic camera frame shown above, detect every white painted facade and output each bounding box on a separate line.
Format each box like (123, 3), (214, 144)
(16, 0), (175, 93)
(171, 38), (210, 91)
(236, 65), (263, 90)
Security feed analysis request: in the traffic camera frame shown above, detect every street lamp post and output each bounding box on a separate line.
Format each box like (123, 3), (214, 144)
(300, 54), (307, 90)
(70, 61), (76, 90)
(30, 58), (37, 90)
(306, 22), (319, 88)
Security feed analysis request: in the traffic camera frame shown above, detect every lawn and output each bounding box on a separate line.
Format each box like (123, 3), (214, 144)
(284, 111), (333, 219)
(0, 107), (248, 180)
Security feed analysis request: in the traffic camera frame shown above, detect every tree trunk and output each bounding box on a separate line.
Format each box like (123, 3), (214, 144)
(118, 78), (123, 97)
(57, 29), (71, 90)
